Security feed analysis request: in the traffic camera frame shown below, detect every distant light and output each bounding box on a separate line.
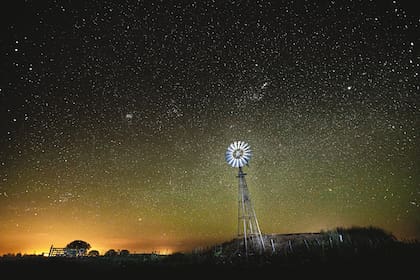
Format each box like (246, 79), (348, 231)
(347, 86), (352, 90)
(126, 113), (133, 119)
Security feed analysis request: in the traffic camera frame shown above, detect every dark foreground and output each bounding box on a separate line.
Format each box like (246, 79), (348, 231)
(1, 242), (419, 280)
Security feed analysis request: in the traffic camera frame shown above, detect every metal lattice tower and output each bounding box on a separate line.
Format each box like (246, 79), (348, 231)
(226, 141), (265, 256)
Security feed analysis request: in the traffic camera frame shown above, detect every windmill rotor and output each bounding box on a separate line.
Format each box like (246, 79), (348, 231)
(225, 141), (252, 168)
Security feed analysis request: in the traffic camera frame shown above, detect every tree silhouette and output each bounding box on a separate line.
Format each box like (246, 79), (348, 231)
(88, 250), (100, 257)
(104, 249), (117, 257)
(66, 240), (91, 250)
(119, 249), (130, 256)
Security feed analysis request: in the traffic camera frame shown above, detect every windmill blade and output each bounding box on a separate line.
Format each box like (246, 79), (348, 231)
(239, 141), (246, 149)
(234, 141), (239, 150)
(243, 150), (251, 155)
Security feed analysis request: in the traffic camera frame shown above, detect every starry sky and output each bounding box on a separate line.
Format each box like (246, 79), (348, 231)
(0, 0), (419, 255)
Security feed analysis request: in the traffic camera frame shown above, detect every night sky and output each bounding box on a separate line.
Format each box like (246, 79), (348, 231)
(0, 0), (419, 255)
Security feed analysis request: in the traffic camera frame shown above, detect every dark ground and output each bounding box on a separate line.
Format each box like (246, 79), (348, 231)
(1, 243), (419, 280)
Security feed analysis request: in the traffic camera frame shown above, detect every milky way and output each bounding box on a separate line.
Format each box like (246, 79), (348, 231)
(0, 0), (418, 255)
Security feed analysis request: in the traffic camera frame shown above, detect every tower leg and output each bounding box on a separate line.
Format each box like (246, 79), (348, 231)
(237, 167), (265, 256)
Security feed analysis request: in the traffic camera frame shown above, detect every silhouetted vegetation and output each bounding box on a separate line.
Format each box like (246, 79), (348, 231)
(66, 240), (91, 251)
(87, 250), (99, 257)
(119, 249), (130, 256)
(104, 249), (117, 257)
(1, 227), (419, 279)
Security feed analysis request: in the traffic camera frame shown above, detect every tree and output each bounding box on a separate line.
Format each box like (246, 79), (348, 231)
(104, 249), (117, 257)
(88, 250), (100, 257)
(119, 249), (130, 256)
(66, 240), (91, 251)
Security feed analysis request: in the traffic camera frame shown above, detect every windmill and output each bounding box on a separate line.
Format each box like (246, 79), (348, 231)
(225, 141), (265, 256)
